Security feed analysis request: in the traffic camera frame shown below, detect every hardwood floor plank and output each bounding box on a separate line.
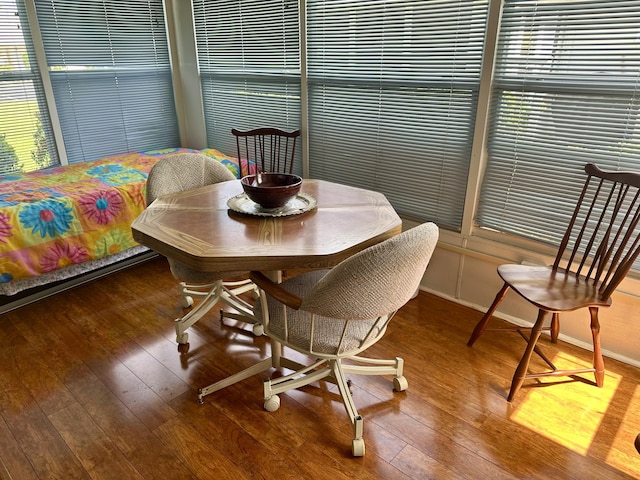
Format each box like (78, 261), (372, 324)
(153, 416), (253, 479)
(0, 367), (89, 479)
(48, 402), (145, 480)
(390, 443), (468, 479)
(60, 364), (196, 480)
(0, 414), (38, 480)
(168, 391), (312, 480)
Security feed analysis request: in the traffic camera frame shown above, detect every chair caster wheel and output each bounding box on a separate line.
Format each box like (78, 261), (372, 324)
(352, 438), (365, 457)
(264, 395), (281, 412)
(393, 375), (408, 392)
(182, 296), (194, 308)
(176, 332), (189, 345)
(252, 323), (264, 336)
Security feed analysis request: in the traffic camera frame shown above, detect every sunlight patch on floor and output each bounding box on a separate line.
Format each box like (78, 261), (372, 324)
(510, 350), (621, 456)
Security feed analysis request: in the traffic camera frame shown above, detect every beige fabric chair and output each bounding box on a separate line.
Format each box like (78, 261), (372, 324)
(197, 222), (439, 456)
(146, 153), (261, 345)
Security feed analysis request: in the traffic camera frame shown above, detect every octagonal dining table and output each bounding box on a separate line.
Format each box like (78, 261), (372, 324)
(131, 179), (402, 275)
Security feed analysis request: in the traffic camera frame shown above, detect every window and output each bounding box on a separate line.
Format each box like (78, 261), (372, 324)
(0, 0), (57, 175)
(192, 0), (301, 161)
(34, 0), (179, 163)
(306, 0), (489, 230)
(478, 0), (640, 246)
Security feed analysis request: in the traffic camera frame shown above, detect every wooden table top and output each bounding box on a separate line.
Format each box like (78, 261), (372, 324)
(131, 179), (402, 273)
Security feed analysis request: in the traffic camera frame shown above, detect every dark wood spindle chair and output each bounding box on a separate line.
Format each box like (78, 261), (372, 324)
(468, 163), (640, 401)
(232, 127), (301, 177)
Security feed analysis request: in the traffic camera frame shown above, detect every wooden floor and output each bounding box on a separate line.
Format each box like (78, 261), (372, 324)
(1, 257), (639, 479)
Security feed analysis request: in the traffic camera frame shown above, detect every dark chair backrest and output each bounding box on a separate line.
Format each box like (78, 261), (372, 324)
(232, 127), (301, 177)
(554, 163), (640, 300)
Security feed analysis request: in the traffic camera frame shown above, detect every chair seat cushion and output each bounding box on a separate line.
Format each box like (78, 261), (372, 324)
(258, 270), (388, 356)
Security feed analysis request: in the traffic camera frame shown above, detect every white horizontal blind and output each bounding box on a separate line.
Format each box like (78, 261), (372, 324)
(0, 0), (58, 175)
(307, 0), (489, 230)
(193, 0), (301, 161)
(34, 0), (179, 164)
(478, 0), (640, 246)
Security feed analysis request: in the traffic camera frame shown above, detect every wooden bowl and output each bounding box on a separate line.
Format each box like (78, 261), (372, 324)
(241, 173), (302, 209)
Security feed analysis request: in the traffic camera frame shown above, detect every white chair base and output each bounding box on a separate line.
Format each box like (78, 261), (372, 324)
(262, 355), (406, 457)
(195, 342), (406, 457)
(196, 339), (305, 401)
(175, 278), (262, 344)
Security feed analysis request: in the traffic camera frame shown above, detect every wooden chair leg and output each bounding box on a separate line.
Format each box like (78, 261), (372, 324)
(508, 310), (548, 401)
(589, 306), (605, 387)
(550, 312), (560, 343)
(467, 283), (510, 347)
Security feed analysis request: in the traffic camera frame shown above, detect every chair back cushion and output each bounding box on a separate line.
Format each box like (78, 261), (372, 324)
(300, 222), (439, 320)
(146, 153), (236, 205)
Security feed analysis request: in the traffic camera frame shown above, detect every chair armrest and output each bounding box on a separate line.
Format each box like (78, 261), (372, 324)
(250, 271), (303, 310)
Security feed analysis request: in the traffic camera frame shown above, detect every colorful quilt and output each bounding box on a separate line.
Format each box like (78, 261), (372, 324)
(0, 147), (251, 294)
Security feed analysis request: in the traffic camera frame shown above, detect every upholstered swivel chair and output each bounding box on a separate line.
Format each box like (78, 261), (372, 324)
(232, 127), (301, 177)
(468, 163), (640, 401)
(145, 153), (262, 344)
(197, 222), (439, 456)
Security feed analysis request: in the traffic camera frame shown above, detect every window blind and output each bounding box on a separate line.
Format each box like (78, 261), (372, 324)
(0, 0), (58, 175)
(192, 0), (301, 161)
(306, 0), (489, 230)
(34, 0), (179, 164)
(478, 0), (640, 246)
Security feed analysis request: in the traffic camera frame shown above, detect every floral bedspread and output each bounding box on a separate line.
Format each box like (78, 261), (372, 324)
(0, 147), (248, 293)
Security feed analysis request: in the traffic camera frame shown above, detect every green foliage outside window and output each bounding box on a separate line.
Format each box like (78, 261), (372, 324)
(0, 132), (23, 173)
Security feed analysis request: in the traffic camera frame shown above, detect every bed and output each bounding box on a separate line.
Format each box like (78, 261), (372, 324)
(0, 146), (250, 296)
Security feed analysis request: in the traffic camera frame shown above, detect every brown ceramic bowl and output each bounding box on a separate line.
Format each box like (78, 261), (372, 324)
(241, 173), (302, 209)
